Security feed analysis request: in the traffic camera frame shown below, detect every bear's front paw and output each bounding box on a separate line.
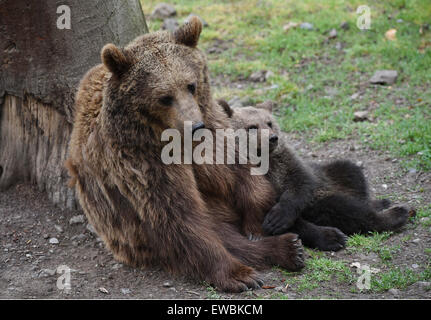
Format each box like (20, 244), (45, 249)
(214, 265), (263, 293)
(272, 233), (305, 271)
(262, 203), (297, 235)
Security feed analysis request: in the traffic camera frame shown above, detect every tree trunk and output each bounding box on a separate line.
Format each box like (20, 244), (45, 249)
(0, 0), (148, 208)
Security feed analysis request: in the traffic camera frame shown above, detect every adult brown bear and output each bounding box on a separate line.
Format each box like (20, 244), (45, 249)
(65, 17), (304, 292)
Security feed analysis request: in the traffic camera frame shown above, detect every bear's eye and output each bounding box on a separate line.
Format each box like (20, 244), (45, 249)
(247, 125), (258, 130)
(187, 83), (196, 95)
(159, 96), (174, 106)
(267, 122), (272, 128)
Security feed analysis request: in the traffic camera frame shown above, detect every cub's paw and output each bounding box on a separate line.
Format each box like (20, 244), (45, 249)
(263, 203), (297, 235)
(215, 265), (263, 293)
(314, 226), (347, 251)
(380, 205), (410, 230)
(273, 233), (305, 271)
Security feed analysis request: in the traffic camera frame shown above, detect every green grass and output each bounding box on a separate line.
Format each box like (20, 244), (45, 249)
(346, 231), (400, 262)
(142, 0), (431, 171)
(414, 204), (431, 227)
(279, 250), (355, 293)
(371, 264), (431, 292)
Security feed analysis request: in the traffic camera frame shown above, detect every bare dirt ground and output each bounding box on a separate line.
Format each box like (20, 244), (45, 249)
(1, 135), (430, 299)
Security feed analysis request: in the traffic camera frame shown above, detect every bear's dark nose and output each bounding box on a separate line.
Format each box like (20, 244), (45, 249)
(192, 122), (205, 133)
(269, 134), (278, 143)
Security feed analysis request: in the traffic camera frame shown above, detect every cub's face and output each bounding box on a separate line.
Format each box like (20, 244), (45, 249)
(101, 17), (210, 140)
(221, 101), (280, 153)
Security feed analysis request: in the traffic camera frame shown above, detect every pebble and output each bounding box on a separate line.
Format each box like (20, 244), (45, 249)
(408, 168), (417, 175)
(54, 225), (63, 233)
(350, 93), (360, 100)
(43, 234), (49, 239)
(112, 263), (122, 270)
(121, 288), (131, 295)
(249, 70), (269, 82)
(98, 287), (109, 294)
(86, 223), (97, 235)
(274, 286), (284, 292)
(412, 264), (419, 269)
(163, 281), (173, 288)
(369, 70), (398, 85)
(49, 237), (59, 244)
(353, 111), (369, 122)
(328, 28), (337, 39)
(300, 22), (314, 30)
(411, 238), (421, 244)
(69, 215), (85, 225)
(151, 3), (176, 20)
(39, 268), (56, 277)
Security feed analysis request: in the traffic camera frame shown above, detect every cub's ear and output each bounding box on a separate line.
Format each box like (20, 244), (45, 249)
(101, 43), (131, 77)
(217, 99), (234, 118)
(174, 16), (203, 48)
(256, 101), (274, 113)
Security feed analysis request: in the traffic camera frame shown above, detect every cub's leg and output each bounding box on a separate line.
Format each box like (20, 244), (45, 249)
(288, 218), (347, 252)
(318, 160), (394, 213)
(318, 160), (369, 200)
(302, 194), (409, 235)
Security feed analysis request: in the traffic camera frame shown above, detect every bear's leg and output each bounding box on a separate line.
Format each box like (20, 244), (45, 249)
(302, 194), (409, 235)
(217, 222), (305, 271)
(320, 160), (369, 200)
(288, 218), (347, 251)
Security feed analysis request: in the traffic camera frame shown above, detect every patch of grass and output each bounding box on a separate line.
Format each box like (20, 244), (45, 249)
(280, 255), (355, 293)
(371, 264), (431, 292)
(203, 282), (222, 299)
(349, 232), (406, 263)
(414, 204), (431, 227)
(346, 232), (398, 262)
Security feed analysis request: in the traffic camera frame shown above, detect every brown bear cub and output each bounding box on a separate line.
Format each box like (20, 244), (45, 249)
(65, 17), (304, 293)
(220, 100), (411, 251)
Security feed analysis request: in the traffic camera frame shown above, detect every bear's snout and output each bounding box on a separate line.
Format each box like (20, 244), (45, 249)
(269, 134), (278, 143)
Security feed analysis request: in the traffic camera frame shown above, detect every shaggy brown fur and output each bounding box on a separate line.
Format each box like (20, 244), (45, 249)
(222, 101), (411, 251)
(65, 17), (304, 293)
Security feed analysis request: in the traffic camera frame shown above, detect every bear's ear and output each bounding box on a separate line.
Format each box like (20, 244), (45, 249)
(101, 43), (131, 77)
(217, 99), (234, 118)
(256, 101), (274, 113)
(174, 16), (203, 48)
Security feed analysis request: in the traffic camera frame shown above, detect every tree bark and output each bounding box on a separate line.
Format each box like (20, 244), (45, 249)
(0, 0), (148, 208)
